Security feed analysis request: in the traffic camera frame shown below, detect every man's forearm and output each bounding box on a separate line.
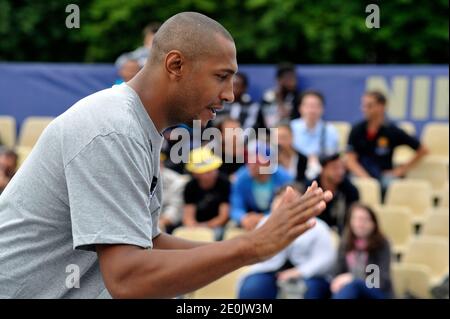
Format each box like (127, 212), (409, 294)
(99, 236), (255, 298)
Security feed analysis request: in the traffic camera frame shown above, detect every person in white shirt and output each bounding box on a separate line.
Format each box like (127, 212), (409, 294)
(238, 183), (337, 299)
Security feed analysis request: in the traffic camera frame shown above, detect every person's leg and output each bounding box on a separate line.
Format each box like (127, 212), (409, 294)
(213, 226), (225, 241)
(359, 285), (388, 299)
(332, 279), (365, 299)
(238, 272), (278, 299)
(303, 277), (331, 299)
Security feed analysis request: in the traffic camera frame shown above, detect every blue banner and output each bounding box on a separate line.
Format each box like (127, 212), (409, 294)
(0, 63), (447, 136)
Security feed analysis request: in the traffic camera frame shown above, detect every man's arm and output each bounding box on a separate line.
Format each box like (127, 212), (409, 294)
(345, 152), (371, 178)
(206, 203), (230, 228)
(389, 145), (428, 177)
(97, 183), (332, 298)
(182, 204), (198, 227)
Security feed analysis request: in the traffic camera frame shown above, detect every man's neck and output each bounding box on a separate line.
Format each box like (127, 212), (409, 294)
(320, 175), (336, 193)
(367, 116), (384, 131)
(127, 68), (168, 133)
(305, 119), (318, 130)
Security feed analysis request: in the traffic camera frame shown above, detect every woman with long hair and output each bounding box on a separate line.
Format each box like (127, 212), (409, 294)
(330, 203), (392, 299)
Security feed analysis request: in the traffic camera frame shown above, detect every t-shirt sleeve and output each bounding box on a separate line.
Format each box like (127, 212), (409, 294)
(65, 133), (157, 252)
(393, 126), (421, 150)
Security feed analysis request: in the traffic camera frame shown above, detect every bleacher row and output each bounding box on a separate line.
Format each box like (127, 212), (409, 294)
(1, 115), (448, 299)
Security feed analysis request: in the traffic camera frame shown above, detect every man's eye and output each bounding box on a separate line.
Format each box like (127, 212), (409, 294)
(217, 74), (227, 81)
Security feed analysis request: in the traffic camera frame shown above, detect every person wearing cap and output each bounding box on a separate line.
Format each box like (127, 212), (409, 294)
(183, 147), (231, 240)
(230, 140), (294, 231)
(306, 153), (359, 234)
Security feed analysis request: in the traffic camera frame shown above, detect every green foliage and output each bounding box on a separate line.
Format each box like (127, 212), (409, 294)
(0, 0), (447, 63)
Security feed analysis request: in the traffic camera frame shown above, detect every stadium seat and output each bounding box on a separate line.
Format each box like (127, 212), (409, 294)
(172, 226), (215, 242)
(391, 263), (432, 299)
(398, 121), (417, 136)
(329, 121), (351, 152)
(189, 267), (251, 299)
(385, 179), (433, 225)
(0, 116), (17, 148)
(406, 157), (449, 200)
(14, 145), (32, 168)
(17, 116), (54, 149)
(421, 210), (449, 238)
(374, 206), (413, 255)
(421, 122), (449, 159)
(439, 182), (449, 208)
(223, 227), (246, 240)
(393, 121), (417, 166)
(351, 177), (382, 208)
(402, 236), (449, 285)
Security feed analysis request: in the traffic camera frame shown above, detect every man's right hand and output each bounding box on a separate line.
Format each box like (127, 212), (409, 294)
(246, 181), (333, 263)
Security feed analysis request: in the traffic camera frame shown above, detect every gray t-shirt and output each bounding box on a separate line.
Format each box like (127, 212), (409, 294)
(0, 83), (163, 298)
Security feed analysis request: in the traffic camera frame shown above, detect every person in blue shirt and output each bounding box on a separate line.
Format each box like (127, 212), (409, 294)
(290, 90), (340, 180)
(230, 140), (293, 230)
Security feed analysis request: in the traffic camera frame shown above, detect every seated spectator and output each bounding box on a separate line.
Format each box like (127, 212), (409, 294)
(331, 203), (392, 299)
(230, 140), (293, 231)
(306, 153), (359, 234)
(0, 147), (18, 194)
(214, 117), (246, 180)
(115, 58), (141, 84)
(238, 184), (336, 299)
(115, 22), (161, 69)
(275, 123), (308, 184)
(346, 90), (428, 194)
(290, 90), (340, 180)
(183, 147), (231, 240)
(261, 63), (300, 127)
(159, 154), (188, 234)
(215, 72), (265, 130)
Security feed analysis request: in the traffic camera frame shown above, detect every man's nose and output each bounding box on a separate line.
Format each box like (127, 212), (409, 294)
(220, 81), (235, 104)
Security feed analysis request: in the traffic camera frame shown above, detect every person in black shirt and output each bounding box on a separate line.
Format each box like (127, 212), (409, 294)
(346, 90), (428, 193)
(308, 153), (359, 234)
(214, 72), (265, 130)
(183, 147), (231, 240)
(276, 123), (308, 184)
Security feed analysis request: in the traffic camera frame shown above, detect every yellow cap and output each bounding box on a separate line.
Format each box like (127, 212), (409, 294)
(185, 147), (222, 174)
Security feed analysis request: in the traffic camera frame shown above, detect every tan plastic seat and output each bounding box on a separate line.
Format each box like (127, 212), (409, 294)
(391, 263), (432, 299)
(421, 210), (449, 238)
(393, 121), (417, 166)
(407, 158), (449, 200)
(223, 227), (246, 240)
(190, 266), (250, 299)
(375, 206), (413, 255)
(439, 182), (448, 208)
(17, 116), (54, 149)
(385, 179), (433, 225)
(0, 116), (16, 148)
(172, 226), (215, 242)
(402, 236), (449, 285)
(421, 123), (449, 159)
(329, 121), (351, 152)
(352, 177), (382, 208)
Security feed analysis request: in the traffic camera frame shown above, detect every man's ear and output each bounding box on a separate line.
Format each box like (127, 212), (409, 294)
(165, 50), (184, 80)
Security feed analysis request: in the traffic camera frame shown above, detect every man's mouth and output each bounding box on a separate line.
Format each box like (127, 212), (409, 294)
(209, 106), (217, 114)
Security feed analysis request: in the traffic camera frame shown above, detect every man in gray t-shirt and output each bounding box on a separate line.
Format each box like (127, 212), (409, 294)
(0, 12), (332, 299)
